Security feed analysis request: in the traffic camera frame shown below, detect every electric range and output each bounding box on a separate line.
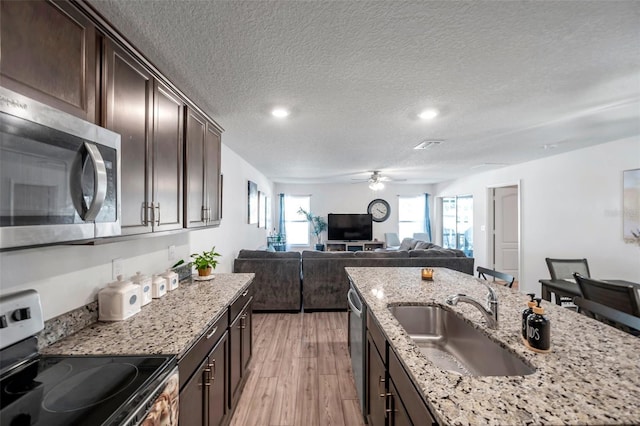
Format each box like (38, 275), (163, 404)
(0, 290), (178, 426)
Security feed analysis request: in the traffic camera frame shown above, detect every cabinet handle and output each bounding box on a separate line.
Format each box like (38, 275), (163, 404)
(207, 207), (212, 222)
(241, 290), (248, 297)
(206, 326), (218, 339)
(155, 202), (161, 226)
(150, 202), (156, 226)
(386, 394), (398, 420)
(240, 314), (246, 329)
(378, 376), (390, 398)
(143, 202), (153, 226)
(203, 367), (211, 386)
(208, 359), (216, 379)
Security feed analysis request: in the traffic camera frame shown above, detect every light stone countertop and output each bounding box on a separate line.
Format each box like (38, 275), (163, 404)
(346, 267), (640, 426)
(41, 273), (254, 359)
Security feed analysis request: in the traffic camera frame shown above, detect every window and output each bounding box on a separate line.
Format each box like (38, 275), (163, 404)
(284, 195), (310, 245)
(442, 195), (473, 257)
(398, 195), (425, 240)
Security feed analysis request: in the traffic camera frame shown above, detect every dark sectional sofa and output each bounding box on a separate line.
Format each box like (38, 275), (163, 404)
(233, 250), (302, 311)
(233, 245), (474, 312)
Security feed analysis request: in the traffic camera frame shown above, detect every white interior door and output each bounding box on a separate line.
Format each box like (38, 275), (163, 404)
(493, 186), (519, 280)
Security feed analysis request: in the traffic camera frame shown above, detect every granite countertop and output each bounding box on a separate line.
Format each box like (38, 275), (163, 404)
(346, 267), (640, 426)
(41, 273), (254, 359)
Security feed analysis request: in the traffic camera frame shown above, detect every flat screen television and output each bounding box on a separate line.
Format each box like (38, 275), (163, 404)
(328, 213), (373, 241)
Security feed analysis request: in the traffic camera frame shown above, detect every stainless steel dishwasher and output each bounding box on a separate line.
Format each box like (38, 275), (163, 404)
(347, 280), (366, 417)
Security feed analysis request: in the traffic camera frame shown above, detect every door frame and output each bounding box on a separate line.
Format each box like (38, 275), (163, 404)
(486, 180), (522, 290)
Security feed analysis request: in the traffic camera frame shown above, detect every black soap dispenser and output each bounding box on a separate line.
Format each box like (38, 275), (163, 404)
(526, 298), (551, 353)
(522, 293), (536, 342)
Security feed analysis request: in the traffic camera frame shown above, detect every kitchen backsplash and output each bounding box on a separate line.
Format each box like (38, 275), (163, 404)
(37, 301), (98, 349)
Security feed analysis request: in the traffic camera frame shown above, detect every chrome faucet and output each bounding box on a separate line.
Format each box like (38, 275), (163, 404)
(445, 282), (499, 329)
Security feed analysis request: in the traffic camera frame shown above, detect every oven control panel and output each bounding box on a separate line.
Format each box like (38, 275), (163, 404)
(0, 289), (44, 349)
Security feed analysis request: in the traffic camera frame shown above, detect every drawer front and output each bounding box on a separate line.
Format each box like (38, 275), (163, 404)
(367, 311), (386, 359)
(388, 348), (436, 425)
(178, 309), (229, 389)
(230, 283), (254, 321)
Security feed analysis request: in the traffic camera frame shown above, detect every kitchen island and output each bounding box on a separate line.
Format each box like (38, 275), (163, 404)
(347, 267), (640, 425)
(42, 273), (254, 358)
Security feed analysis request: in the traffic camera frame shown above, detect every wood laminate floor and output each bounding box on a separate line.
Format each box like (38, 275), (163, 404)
(229, 312), (365, 426)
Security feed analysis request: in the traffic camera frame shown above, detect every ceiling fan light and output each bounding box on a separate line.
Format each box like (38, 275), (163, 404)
(369, 181), (384, 191)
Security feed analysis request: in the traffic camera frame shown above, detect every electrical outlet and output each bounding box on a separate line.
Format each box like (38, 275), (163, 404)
(168, 245), (176, 262)
(112, 258), (124, 280)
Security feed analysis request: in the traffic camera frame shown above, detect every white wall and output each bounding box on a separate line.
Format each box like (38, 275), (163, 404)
(435, 137), (640, 295)
(0, 144), (273, 320)
(274, 182), (435, 248)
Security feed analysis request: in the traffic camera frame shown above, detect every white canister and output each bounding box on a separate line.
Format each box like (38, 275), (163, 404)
(161, 268), (179, 291)
(98, 275), (141, 321)
(152, 274), (167, 299)
(131, 271), (152, 306)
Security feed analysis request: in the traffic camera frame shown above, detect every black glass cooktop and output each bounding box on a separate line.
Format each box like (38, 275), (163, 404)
(0, 354), (173, 426)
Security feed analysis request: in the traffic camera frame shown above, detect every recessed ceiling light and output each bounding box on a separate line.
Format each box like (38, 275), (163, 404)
(418, 109), (439, 120)
(271, 108), (290, 118)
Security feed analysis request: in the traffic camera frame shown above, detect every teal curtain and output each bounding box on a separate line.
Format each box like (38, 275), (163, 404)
(425, 193), (432, 242)
(278, 193), (286, 235)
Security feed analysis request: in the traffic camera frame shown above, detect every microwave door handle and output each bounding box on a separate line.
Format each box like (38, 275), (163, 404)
(70, 142), (108, 221)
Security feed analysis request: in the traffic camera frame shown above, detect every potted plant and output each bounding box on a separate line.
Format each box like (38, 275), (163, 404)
(298, 207), (327, 250)
(190, 246), (221, 276)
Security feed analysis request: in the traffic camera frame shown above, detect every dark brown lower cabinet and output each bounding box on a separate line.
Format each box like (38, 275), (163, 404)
(207, 334), (228, 425)
(230, 298), (253, 407)
(180, 332), (228, 426)
(366, 309), (437, 426)
(389, 379), (411, 426)
(179, 355), (206, 426)
(387, 344), (437, 426)
(366, 331), (387, 426)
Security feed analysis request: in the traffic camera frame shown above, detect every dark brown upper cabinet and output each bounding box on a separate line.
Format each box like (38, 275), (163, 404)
(0, 0), (97, 122)
(103, 39), (184, 235)
(185, 108), (222, 228)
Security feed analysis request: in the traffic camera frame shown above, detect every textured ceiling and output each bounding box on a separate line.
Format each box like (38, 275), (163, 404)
(89, 0), (640, 184)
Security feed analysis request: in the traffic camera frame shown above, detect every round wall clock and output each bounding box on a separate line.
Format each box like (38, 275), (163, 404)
(367, 199), (391, 222)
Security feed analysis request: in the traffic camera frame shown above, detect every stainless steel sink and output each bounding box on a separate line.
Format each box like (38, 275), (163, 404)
(388, 305), (535, 376)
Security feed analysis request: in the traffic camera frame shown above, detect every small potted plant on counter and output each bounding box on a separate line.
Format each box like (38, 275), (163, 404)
(298, 207), (328, 251)
(191, 246), (221, 277)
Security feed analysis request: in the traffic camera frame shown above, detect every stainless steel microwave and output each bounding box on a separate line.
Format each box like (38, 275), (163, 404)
(0, 87), (121, 249)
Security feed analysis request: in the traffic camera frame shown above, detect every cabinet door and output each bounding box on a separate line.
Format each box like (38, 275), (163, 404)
(179, 358), (207, 426)
(204, 124), (221, 225)
(184, 108), (207, 228)
(103, 39), (153, 235)
(1, 0), (97, 121)
(229, 311), (242, 405)
(389, 380), (411, 426)
(208, 333), (228, 426)
(152, 81), (183, 232)
(367, 333), (387, 426)
(240, 302), (253, 374)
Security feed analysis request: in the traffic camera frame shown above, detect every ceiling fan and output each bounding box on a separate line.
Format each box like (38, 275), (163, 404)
(351, 171), (405, 191)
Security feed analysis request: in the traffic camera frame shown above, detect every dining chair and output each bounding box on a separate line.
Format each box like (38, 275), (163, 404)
(545, 258), (590, 306)
(545, 258), (590, 280)
(574, 296), (640, 337)
(574, 273), (640, 317)
(384, 232), (401, 249)
(477, 266), (515, 288)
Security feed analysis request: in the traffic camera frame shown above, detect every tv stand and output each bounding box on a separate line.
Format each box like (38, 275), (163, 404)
(325, 241), (385, 252)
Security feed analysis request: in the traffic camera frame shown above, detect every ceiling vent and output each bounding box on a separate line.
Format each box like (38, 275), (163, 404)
(414, 140), (443, 150)
(470, 163), (508, 169)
